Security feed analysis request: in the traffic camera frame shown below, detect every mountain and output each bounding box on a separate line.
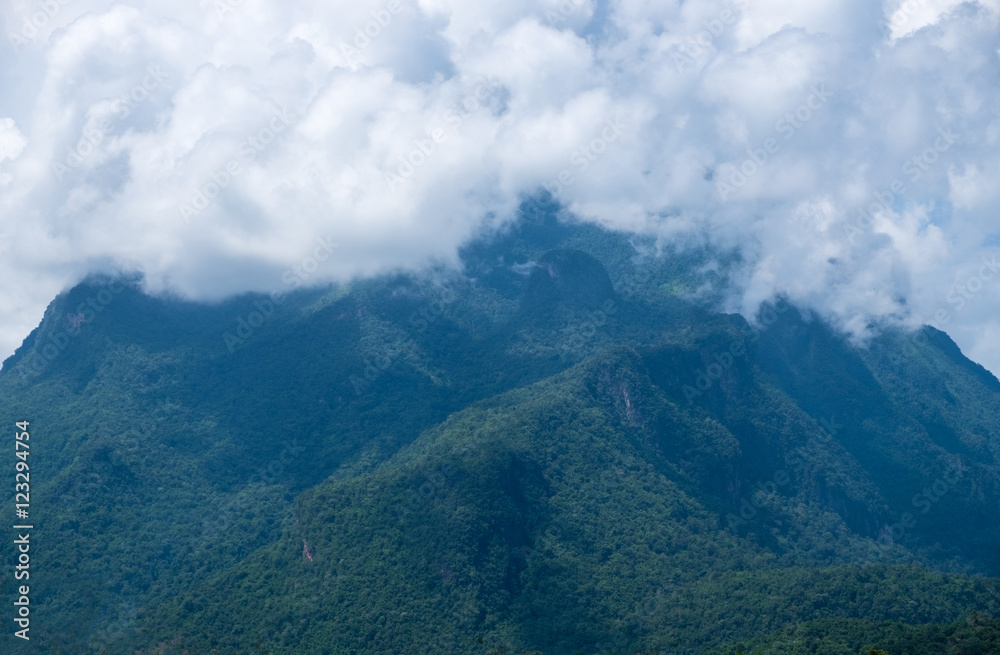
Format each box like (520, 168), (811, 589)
(1, 199), (999, 654)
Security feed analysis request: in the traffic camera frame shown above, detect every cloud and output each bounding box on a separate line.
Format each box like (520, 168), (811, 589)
(0, 117), (27, 161)
(1, 0), (1000, 376)
(0, 116), (27, 187)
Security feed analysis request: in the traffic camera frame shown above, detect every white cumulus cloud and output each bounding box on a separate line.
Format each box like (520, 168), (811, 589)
(1, 0), (999, 375)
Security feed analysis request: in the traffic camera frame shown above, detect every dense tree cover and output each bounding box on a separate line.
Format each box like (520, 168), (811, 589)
(709, 611), (1000, 654)
(1, 201), (998, 654)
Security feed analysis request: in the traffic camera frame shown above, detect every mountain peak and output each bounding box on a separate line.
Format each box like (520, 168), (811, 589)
(521, 248), (616, 317)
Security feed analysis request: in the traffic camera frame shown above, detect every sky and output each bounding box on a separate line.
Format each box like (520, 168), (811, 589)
(1, 0), (999, 374)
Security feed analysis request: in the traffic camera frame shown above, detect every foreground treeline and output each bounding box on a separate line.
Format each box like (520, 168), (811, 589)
(708, 611), (1000, 654)
(86, 611), (1000, 654)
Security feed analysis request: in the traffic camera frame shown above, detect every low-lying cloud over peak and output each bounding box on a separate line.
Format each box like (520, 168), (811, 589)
(2, 0), (999, 373)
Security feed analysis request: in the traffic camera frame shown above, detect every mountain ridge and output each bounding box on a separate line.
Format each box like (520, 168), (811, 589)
(1, 209), (998, 654)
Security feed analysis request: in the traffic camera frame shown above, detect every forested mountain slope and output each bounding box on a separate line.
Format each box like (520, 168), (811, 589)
(1, 203), (997, 654)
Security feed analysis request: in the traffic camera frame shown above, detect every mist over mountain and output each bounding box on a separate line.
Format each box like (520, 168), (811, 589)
(3, 0), (1000, 381)
(1, 206), (999, 654)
